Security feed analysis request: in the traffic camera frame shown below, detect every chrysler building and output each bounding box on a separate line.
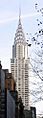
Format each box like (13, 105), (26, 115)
(11, 12), (30, 110)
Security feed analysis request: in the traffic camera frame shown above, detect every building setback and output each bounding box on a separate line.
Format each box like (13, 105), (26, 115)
(11, 13), (30, 110)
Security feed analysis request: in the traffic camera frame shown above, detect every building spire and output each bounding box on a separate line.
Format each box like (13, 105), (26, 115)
(19, 6), (21, 21)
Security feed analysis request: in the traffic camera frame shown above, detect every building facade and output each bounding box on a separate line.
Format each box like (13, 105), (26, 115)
(11, 14), (30, 110)
(7, 90), (15, 118)
(0, 61), (5, 118)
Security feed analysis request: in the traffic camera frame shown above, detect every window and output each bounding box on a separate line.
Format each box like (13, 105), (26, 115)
(18, 45), (20, 59)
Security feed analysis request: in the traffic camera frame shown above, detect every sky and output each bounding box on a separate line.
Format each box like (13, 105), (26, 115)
(0, 0), (43, 116)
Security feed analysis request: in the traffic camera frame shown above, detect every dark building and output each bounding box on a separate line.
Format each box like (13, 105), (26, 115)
(3, 69), (16, 118)
(0, 61), (17, 118)
(3, 69), (15, 91)
(7, 90), (18, 118)
(30, 107), (36, 118)
(0, 61), (5, 118)
(24, 107), (36, 118)
(3, 68), (18, 118)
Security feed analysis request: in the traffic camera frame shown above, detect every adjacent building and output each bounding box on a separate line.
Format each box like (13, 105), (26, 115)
(7, 89), (18, 118)
(0, 61), (16, 118)
(3, 69), (16, 118)
(0, 61), (5, 118)
(11, 14), (30, 110)
(4, 70), (15, 91)
(7, 90), (15, 118)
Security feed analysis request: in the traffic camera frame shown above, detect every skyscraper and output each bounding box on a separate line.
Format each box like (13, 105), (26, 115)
(11, 12), (30, 110)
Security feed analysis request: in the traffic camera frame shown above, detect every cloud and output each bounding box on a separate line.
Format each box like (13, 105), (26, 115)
(0, 12), (41, 25)
(22, 12), (41, 18)
(0, 17), (18, 24)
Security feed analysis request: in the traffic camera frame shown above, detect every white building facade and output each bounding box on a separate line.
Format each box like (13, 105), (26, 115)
(11, 15), (30, 110)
